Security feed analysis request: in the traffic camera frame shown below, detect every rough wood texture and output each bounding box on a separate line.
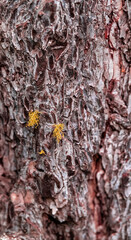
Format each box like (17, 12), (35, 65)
(0, 0), (131, 239)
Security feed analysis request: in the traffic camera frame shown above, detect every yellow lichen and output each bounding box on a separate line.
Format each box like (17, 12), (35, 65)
(26, 110), (40, 128)
(39, 150), (46, 155)
(53, 123), (64, 143)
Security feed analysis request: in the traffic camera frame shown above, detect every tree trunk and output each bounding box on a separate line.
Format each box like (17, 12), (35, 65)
(0, 0), (130, 239)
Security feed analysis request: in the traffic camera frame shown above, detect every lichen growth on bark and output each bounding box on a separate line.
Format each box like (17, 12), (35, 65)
(39, 150), (45, 155)
(26, 110), (40, 128)
(53, 124), (64, 143)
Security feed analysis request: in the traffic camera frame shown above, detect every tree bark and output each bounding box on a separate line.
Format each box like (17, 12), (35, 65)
(0, 0), (130, 239)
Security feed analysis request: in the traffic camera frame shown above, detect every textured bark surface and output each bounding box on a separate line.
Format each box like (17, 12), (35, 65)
(0, 0), (131, 239)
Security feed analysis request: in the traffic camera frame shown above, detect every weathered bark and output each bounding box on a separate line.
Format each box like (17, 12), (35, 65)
(0, 0), (130, 239)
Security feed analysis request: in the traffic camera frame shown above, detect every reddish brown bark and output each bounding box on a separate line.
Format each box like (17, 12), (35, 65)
(0, 0), (130, 239)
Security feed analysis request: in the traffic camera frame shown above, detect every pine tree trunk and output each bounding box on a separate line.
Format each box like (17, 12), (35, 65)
(0, 0), (130, 239)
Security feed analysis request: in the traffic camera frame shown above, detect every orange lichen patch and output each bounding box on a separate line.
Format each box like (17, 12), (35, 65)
(26, 110), (40, 128)
(39, 150), (46, 155)
(53, 123), (64, 143)
(24, 190), (34, 204)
